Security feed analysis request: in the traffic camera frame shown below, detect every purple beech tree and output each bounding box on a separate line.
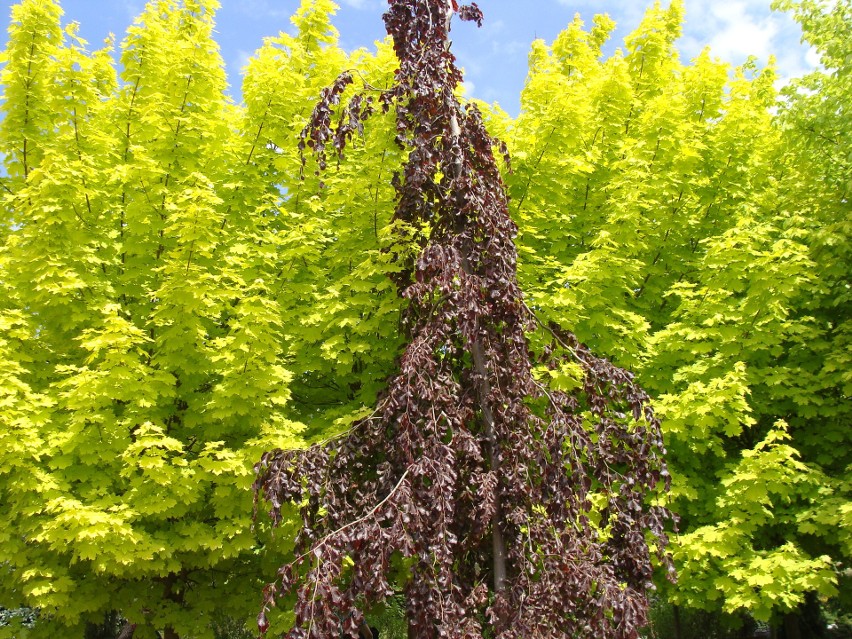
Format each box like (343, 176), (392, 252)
(254, 1), (675, 637)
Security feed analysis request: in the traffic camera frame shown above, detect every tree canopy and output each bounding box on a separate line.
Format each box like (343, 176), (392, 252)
(0, 0), (848, 637)
(498, 0), (850, 626)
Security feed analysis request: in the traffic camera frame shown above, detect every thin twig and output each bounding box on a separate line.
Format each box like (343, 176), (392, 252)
(293, 465), (413, 566)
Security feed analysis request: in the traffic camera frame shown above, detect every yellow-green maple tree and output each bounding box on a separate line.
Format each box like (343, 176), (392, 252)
(0, 0), (403, 636)
(495, 0), (848, 627)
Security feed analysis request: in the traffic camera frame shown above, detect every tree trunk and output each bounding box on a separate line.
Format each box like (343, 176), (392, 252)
(441, 0), (508, 597)
(116, 622), (136, 639)
(784, 612), (802, 639)
(470, 338), (507, 592)
(408, 610), (418, 639)
(161, 572), (184, 639)
(672, 604), (683, 639)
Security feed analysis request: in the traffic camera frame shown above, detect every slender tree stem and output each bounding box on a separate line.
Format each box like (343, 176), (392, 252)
(442, 0), (507, 596)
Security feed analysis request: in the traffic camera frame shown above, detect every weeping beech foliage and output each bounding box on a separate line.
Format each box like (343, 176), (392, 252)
(254, 1), (674, 637)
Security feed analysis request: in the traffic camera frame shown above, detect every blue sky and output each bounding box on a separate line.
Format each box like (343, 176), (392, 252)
(1, 0), (818, 115)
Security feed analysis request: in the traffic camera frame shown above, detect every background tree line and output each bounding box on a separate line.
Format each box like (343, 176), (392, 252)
(0, 0), (848, 637)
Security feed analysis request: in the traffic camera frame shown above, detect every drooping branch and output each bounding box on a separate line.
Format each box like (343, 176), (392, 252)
(255, 1), (675, 637)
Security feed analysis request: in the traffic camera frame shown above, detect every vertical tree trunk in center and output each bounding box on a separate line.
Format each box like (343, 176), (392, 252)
(441, 0), (508, 598)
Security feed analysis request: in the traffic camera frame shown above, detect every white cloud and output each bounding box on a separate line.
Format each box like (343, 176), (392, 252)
(711, 17), (779, 61)
(708, 2), (747, 23)
(805, 45), (821, 68)
(337, 0), (385, 9)
(706, 4), (779, 61)
(679, 0), (819, 85)
(234, 50), (252, 76)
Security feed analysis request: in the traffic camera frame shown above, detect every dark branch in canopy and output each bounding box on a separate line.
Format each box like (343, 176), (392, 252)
(256, 1), (675, 637)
